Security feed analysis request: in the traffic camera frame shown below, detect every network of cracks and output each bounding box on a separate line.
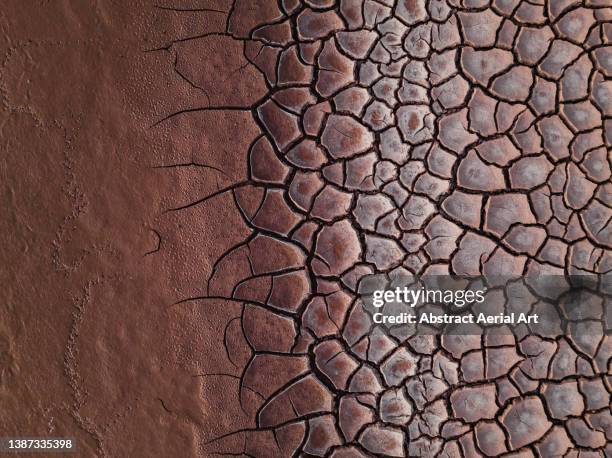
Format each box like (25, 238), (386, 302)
(158, 0), (611, 456)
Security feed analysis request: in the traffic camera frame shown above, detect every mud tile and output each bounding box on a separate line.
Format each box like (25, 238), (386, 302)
(458, 10), (503, 48)
(500, 396), (552, 449)
(322, 114), (374, 158)
(474, 421), (508, 456)
(339, 395), (374, 441)
(304, 415), (343, 456)
(450, 383), (498, 423)
(359, 424), (406, 457)
(313, 219), (362, 275)
(311, 185), (353, 221)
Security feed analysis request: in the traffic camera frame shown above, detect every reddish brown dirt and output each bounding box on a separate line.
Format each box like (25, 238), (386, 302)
(0, 1), (254, 456)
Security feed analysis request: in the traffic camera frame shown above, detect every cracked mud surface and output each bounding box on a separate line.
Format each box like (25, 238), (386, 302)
(163, 1), (611, 456)
(1, 1), (611, 457)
